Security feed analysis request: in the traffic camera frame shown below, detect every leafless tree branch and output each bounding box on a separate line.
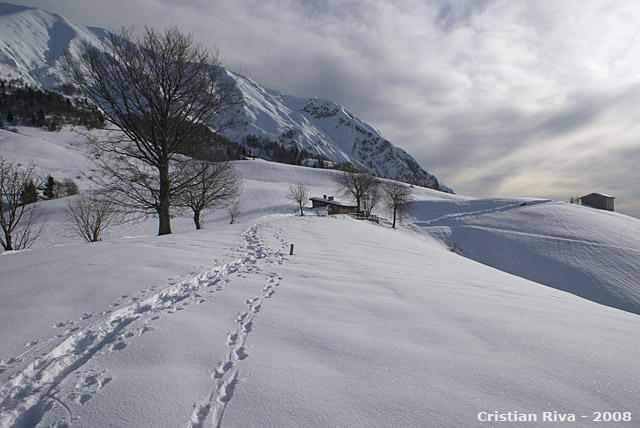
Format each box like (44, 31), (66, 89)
(63, 26), (242, 235)
(383, 183), (413, 228)
(66, 192), (121, 242)
(0, 158), (43, 251)
(287, 183), (309, 216)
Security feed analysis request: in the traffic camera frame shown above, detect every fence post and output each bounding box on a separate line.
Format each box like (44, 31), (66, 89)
(289, 244), (295, 255)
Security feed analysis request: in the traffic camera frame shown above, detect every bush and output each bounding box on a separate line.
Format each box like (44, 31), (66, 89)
(449, 243), (466, 256)
(62, 178), (79, 196)
(66, 193), (120, 242)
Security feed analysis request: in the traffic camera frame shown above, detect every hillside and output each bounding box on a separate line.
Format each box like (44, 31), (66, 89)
(1, 125), (640, 427)
(409, 197), (640, 315)
(0, 2), (449, 191)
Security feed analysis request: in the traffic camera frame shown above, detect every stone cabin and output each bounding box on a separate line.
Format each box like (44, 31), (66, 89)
(310, 195), (358, 215)
(579, 193), (615, 211)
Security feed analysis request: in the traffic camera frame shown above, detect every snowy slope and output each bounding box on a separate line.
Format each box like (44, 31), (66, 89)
(0, 3), (107, 88)
(1, 126), (640, 427)
(1, 201), (639, 427)
(408, 197), (640, 315)
(0, 1), (449, 192)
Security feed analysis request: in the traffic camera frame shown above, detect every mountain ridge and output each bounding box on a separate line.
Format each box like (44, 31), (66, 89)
(0, 1), (451, 192)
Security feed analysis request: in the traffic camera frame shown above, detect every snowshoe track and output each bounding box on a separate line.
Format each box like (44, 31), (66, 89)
(0, 223), (285, 428)
(190, 223), (286, 428)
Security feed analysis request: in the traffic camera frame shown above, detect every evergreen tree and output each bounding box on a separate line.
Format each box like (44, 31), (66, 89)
(43, 175), (56, 199)
(37, 108), (45, 126)
(20, 179), (38, 205)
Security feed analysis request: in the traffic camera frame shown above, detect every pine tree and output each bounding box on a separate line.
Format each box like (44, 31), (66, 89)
(20, 179), (38, 205)
(43, 175), (56, 199)
(37, 108), (45, 126)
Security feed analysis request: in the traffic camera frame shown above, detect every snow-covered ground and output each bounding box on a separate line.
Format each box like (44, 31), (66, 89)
(1, 127), (640, 427)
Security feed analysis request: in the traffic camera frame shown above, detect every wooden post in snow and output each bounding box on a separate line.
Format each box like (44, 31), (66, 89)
(289, 244), (295, 255)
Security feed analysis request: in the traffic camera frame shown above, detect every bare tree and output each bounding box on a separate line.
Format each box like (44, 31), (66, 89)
(62, 178), (79, 196)
(227, 199), (241, 224)
(334, 167), (379, 212)
(361, 186), (381, 217)
(0, 158), (43, 251)
(64, 26), (241, 235)
(66, 193), (120, 242)
(383, 183), (412, 229)
(287, 183), (309, 216)
(177, 159), (241, 230)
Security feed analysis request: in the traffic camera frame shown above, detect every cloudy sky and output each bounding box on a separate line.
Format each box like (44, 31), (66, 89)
(13, 0), (640, 217)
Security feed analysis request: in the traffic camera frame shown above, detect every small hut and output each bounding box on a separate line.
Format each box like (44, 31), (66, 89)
(579, 193), (615, 211)
(310, 195), (357, 215)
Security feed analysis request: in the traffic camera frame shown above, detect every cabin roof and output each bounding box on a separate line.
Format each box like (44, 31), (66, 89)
(580, 192), (615, 199)
(309, 197), (357, 208)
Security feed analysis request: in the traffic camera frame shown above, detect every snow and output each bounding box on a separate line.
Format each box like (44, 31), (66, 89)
(1, 126), (639, 427)
(0, 2), (106, 89)
(409, 197), (640, 314)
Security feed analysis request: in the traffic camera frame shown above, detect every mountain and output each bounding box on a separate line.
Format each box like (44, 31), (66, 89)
(226, 74), (451, 191)
(0, 2), (451, 192)
(0, 3), (107, 88)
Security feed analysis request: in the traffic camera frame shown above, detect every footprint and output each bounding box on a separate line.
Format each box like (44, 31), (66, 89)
(53, 321), (71, 328)
(77, 393), (92, 405)
(138, 325), (153, 336)
(242, 321), (253, 333)
(110, 341), (127, 351)
(227, 332), (238, 345)
(234, 347), (248, 360)
(99, 377), (112, 389)
(218, 376), (237, 403)
(76, 373), (98, 388)
(213, 361), (233, 378)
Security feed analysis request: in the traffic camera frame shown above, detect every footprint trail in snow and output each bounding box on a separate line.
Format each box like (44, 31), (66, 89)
(0, 222), (287, 428)
(189, 224), (286, 428)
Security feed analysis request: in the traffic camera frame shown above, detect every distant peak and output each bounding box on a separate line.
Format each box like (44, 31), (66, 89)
(0, 2), (36, 17)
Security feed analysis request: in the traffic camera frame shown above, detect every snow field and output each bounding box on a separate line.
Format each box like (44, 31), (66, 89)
(410, 197), (640, 314)
(218, 216), (640, 428)
(1, 126), (640, 427)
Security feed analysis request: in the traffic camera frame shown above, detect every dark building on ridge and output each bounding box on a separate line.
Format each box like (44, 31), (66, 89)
(579, 193), (615, 211)
(310, 195), (358, 215)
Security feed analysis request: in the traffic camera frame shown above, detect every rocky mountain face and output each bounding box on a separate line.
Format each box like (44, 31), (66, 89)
(0, 1), (452, 192)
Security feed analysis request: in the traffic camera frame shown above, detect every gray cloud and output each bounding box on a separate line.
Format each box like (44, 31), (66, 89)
(11, 0), (640, 217)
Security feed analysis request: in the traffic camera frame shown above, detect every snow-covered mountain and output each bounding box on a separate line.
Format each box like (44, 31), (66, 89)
(0, 3), (107, 88)
(0, 2), (451, 192)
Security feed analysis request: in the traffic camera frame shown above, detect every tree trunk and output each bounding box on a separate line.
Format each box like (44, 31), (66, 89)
(3, 232), (12, 251)
(299, 203), (304, 216)
(392, 206), (397, 229)
(193, 209), (202, 230)
(157, 162), (172, 236)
